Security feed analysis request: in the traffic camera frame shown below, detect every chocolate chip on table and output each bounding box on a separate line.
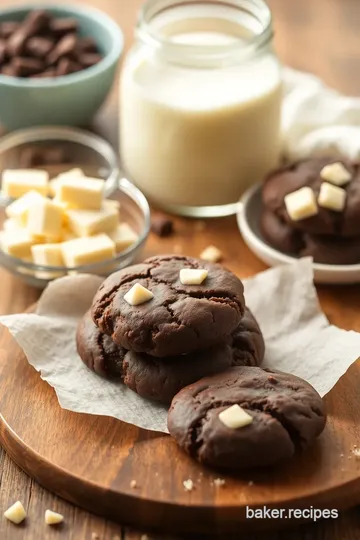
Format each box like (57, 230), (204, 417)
(0, 21), (20, 39)
(49, 17), (78, 37)
(151, 216), (174, 237)
(48, 33), (78, 64)
(56, 57), (82, 76)
(26, 36), (54, 58)
(12, 56), (44, 76)
(79, 53), (102, 68)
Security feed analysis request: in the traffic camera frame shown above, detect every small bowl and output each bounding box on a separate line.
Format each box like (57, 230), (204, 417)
(237, 184), (360, 284)
(0, 4), (123, 129)
(0, 126), (150, 288)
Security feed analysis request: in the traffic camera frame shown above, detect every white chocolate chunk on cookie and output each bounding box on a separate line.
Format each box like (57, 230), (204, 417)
(45, 509), (64, 525)
(318, 182), (347, 212)
(179, 268), (208, 285)
(124, 283), (154, 306)
(200, 245), (222, 263)
(284, 187), (318, 221)
(320, 162), (352, 186)
(218, 404), (253, 429)
(4, 501), (26, 524)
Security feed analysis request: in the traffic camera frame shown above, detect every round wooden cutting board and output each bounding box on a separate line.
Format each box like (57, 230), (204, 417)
(1, 322), (360, 534)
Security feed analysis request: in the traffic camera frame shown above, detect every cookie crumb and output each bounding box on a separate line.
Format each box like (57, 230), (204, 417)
(354, 444), (357, 448)
(113, 536), (121, 540)
(200, 245), (222, 263)
(183, 479), (194, 492)
(194, 220), (206, 232)
(248, 480), (254, 486)
(352, 449), (360, 458)
(173, 243), (182, 254)
(340, 453), (344, 458)
(91, 534), (100, 540)
(130, 479), (137, 489)
(213, 478), (226, 487)
(141, 535), (149, 540)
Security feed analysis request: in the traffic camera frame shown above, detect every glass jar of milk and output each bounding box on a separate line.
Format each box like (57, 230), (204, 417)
(120, 0), (282, 217)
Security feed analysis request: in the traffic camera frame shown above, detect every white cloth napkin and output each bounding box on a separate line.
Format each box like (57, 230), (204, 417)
(283, 67), (360, 161)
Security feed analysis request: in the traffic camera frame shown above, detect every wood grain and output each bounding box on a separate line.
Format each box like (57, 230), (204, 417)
(1, 0), (360, 538)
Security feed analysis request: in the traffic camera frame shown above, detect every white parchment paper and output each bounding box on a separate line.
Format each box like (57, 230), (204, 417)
(1, 258), (359, 434)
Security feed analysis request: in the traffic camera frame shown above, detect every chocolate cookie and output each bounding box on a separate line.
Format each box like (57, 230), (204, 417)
(262, 157), (360, 237)
(76, 308), (264, 404)
(168, 366), (326, 469)
(261, 209), (360, 264)
(91, 255), (245, 357)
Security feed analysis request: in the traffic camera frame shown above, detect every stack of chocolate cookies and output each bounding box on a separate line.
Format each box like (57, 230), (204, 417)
(261, 157), (360, 264)
(76, 254), (326, 469)
(76, 254), (265, 405)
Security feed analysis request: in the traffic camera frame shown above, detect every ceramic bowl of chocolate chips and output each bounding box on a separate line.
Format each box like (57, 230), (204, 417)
(0, 5), (123, 129)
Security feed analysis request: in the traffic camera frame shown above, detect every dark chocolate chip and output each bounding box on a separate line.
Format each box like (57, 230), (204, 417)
(31, 67), (56, 78)
(12, 56), (45, 76)
(151, 216), (174, 237)
(48, 33), (78, 64)
(49, 17), (78, 37)
(76, 36), (98, 53)
(0, 21), (20, 39)
(23, 10), (52, 36)
(1, 63), (19, 77)
(78, 52), (102, 68)
(6, 28), (28, 56)
(26, 36), (54, 58)
(0, 39), (7, 64)
(19, 146), (67, 166)
(56, 57), (82, 76)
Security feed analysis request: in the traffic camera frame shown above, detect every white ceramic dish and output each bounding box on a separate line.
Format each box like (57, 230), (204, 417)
(237, 184), (360, 284)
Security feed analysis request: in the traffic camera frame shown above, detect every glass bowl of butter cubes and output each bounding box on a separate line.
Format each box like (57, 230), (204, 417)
(0, 126), (150, 288)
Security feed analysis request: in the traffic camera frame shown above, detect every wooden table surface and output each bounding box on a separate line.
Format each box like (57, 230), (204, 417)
(1, 0), (360, 538)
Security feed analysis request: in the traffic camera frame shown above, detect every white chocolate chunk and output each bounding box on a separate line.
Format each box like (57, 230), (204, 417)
(318, 182), (347, 212)
(2, 169), (49, 198)
(31, 244), (64, 267)
(1, 229), (34, 258)
(5, 190), (46, 226)
(67, 200), (119, 237)
(3, 218), (21, 232)
(200, 245), (222, 263)
(124, 283), (154, 306)
(284, 187), (318, 221)
(218, 404), (253, 429)
(107, 223), (138, 253)
(27, 198), (64, 239)
(45, 509), (64, 525)
(183, 479), (194, 492)
(179, 268), (208, 285)
(50, 168), (85, 196)
(4, 501), (26, 524)
(57, 176), (104, 210)
(61, 234), (115, 267)
(320, 162), (352, 186)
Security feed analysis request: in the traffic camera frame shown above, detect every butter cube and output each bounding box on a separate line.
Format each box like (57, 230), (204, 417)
(218, 404), (253, 429)
(50, 168), (84, 196)
(200, 245), (222, 263)
(107, 223), (138, 253)
(27, 198), (64, 239)
(180, 268), (208, 285)
(1, 229), (34, 258)
(67, 200), (119, 237)
(2, 169), (49, 198)
(57, 177), (104, 210)
(4, 501), (26, 524)
(45, 509), (64, 525)
(318, 182), (346, 212)
(5, 190), (46, 226)
(320, 162), (352, 186)
(61, 234), (115, 267)
(284, 187), (318, 221)
(124, 283), (154, 306)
